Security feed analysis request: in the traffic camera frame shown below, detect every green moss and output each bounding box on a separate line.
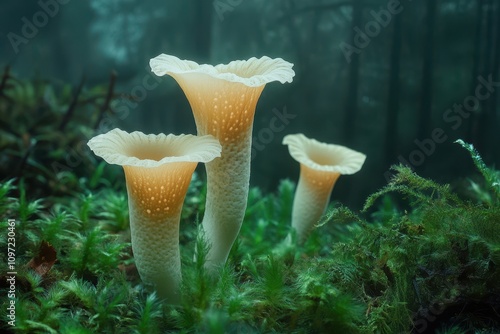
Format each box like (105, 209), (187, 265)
(1, 138), (500, 333)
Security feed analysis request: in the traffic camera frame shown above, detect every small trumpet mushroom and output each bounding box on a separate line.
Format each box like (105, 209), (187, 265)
(150, 54), (294, 270)
(283, 133), (366, 244)
(87, 129), (221, 303)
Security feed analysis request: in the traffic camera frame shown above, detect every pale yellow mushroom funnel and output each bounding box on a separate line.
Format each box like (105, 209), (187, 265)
(87, 129), (221, 302)
(283, 134), (366, 244)
(150, 54), (294, 270)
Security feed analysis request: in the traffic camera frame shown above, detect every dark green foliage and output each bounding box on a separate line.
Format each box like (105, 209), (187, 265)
(0, 68), (122, 199)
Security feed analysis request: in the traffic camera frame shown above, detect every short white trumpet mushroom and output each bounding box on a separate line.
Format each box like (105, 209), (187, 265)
(283, 134), (366, 245)
(150, 54), (294, 271)
(87, 129), (221, 303)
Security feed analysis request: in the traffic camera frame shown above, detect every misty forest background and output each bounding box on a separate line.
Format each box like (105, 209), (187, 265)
(1, 0), (499, 209)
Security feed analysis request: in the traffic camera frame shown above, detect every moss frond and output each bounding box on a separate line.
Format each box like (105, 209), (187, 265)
(455, 139), (500, 200)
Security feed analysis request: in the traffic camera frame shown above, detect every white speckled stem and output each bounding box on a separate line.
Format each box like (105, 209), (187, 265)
(124, 162), (197, 303)
(170, 74), (265, 271)
(128, 203), (182, 303)
(202, 132), (252, 270)
(290, 165), (340, 244)
(149, 55), (295, 271)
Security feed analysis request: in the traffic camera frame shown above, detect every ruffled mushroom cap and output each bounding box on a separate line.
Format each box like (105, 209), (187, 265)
(88, 128), (222, 167)
(283, 133), (366, 175)
(150, 54), (294, 87)
(87, 128), (221, 302)
(149, 54), (294, 270)
(150, 55), (294, 144)
(88, 129), (221, 221)
(283, 134), (366, 244)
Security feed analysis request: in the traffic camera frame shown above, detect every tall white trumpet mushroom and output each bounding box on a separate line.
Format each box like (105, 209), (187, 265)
(150, 54), (294, 271)
(283, 134), (366, 244)
(87, 129), (221, 303)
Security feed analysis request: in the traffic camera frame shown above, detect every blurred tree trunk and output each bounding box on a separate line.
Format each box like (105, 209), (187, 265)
(485, 0), (500, 160)
(284, 0), (309, 78)
(467, 0), (485, 143)
(418, 0), (436, 140)
(302, 10), (321, 116)
(194, 0), (212, 62)
(385, 12), (402, 166)
(472, 0), (497, 158)
(283, 0), (323, 131)
(478, 0), (494, 155)
(343, 0), (362, 144)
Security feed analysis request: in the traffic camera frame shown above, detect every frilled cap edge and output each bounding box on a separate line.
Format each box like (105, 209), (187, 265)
(87, 128), (222, 167)
(283, 133), (366, 175)
(150, 54), (295, 87)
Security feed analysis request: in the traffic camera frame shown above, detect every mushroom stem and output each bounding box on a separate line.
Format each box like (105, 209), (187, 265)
(124, 162), (195, 303)
(283, 134), (366, 245)
(291, 165), (340, 244)
(176, 79), (263, 271)
(149, 54), (294, 271)
(87, 129), (221, 303)
(186, 83), (263, 271)
(202, 132), (252, 269)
